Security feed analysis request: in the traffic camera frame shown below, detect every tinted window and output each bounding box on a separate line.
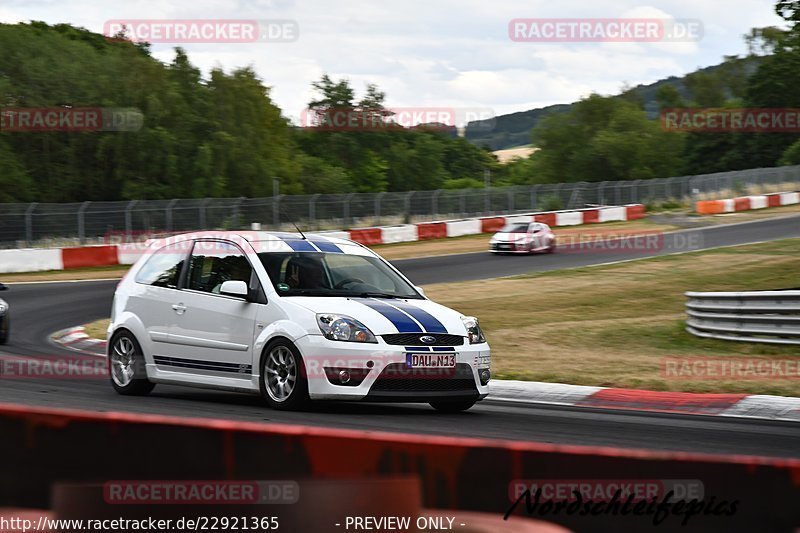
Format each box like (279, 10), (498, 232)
(135, 243), (187, 288)
(500, 223), (530, 233)
(187, 241), (253, 294)
(258, 252), (421, 298)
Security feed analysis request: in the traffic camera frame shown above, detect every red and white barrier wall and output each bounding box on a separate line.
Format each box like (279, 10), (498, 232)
(0, 204), (645, 273)
(696, 191), (799, 215)
(320, 204), (645, 246)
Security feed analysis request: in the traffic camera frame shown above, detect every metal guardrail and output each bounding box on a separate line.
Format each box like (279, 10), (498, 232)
(685, 290), (800, 345)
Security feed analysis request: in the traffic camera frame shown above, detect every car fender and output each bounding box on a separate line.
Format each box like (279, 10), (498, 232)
(252, 319), (312, 372)
(108, 311), (149, 360)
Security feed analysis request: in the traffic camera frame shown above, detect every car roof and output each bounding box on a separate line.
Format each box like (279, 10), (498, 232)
(146, 230), (371, 255)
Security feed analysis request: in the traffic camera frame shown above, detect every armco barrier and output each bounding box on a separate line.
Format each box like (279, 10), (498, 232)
(0, 204), (644, 274)
(0, 403), (798, 532)
(696, 191), (799, 214)
(685, 290), (800, 345)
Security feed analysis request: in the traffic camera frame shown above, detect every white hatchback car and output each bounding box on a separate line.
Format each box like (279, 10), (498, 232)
(108, 231), (490, 411)
(489, 222), (556, 254)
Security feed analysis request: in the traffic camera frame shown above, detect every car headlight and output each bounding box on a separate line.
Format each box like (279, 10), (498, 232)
(0, 302), (7, 314)
(317, 314), (377, 343)
(461, 316), (486, 344)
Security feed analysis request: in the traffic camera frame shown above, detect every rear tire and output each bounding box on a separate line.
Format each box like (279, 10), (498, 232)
(109, 331), (155, 396)
(260, 339), (309, 411)
(430, 399), (477, 412)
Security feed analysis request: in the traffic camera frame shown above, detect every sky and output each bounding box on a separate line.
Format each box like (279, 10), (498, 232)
(0, 0), (788, 125)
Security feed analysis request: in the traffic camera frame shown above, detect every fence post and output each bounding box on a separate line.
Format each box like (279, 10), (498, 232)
(78, 201), (91, 245)
(460, 190), (466, 216)
(530, 185), (539, 211)
(165, 199), (178, 233)
(233, 197), (245, 230)
(432, 189), (442, 219)
(309, 194), (320, 227)
(344, 193), (355, 226)
(404, 191), (414, 223)
(24, 203), (37, 247)
(125, 200), (137, 241)
(374, 192), (385, 225)
(199, 198), (210, 230)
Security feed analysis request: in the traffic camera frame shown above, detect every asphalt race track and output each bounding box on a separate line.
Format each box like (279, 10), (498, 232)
(1, 215), (800, 458)
(399, 213), (800, 284)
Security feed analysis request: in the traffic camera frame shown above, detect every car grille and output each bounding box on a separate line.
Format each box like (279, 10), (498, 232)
(382, 333), (464, 346)
(369, 363), (477, 393)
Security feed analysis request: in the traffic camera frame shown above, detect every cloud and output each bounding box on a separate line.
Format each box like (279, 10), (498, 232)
(0, 0), (788, 123)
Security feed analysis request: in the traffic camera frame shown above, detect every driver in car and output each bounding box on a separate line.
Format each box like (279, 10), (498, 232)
(287, 256), (329, 290)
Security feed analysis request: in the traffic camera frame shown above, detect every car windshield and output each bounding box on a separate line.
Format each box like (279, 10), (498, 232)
(500, 223), (530, 233)
(258, 252), (422, 298)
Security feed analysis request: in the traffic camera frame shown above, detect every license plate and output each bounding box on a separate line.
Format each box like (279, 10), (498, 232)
(406, 353), (456, 368)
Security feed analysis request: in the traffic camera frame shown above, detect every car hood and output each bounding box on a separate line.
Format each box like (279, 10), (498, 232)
(281, 296), (468, 336)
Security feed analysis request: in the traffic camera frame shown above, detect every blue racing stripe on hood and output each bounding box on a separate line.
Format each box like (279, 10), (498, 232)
(389, 301), (449, 333)
(356, 299), (422, 333)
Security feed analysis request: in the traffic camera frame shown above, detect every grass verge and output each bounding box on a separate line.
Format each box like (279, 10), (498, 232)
(426, 237), (800, 396)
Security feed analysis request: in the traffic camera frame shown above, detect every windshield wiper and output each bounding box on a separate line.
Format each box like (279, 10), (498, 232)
(358, 292), (418, 299)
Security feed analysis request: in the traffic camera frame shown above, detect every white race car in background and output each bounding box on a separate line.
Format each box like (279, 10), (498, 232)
(0, 283), (9, 344)
(489, 222), (556, 254)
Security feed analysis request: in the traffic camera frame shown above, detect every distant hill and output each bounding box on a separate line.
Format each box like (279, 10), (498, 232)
(465, 58), (762, 150)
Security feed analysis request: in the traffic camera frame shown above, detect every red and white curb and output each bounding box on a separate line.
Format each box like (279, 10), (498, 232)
(50, 327), (800, 422)
(490, 380), (800, 422)
(50, 326), (106, 357)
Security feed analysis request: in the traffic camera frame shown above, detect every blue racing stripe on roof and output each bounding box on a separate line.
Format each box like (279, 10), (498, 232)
(311, 239), (343, 253)
(285, 239), (317, 252)
(356, 299), (423, 333)
(389, 301), (449, 333)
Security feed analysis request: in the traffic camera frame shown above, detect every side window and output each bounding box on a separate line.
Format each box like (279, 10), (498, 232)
(187, 241), (253, 295)
(135, 243), (187, 288)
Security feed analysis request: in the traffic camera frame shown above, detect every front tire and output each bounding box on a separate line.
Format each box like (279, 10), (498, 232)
(109, 331), (155, 396)
(0, 316), (8, 344)
(260, 339), (309, 411)
(430, 399), (477, 412)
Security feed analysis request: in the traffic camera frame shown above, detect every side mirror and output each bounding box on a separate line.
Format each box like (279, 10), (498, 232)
(415, 285), (426, 297)
(0, 283), (7, 291)
(219, 280), (249, 300)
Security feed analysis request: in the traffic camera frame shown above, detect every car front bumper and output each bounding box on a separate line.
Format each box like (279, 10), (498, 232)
(296, 335), (491, 402)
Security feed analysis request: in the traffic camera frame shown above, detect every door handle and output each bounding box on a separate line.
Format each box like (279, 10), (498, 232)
(171, 303), (187, 314)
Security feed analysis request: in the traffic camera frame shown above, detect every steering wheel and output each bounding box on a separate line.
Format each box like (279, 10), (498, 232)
(335, 278), (364, 289)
